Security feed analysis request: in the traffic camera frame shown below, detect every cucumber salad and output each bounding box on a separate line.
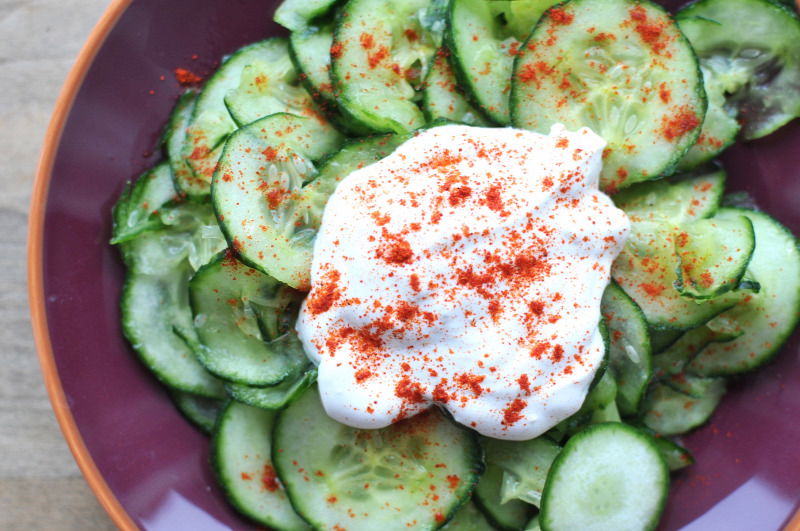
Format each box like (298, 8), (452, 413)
(111, 0), (800, 529)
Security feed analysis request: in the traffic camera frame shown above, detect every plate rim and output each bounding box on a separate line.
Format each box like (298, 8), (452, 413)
(27, 0), (137, 529)
(24, 0), (800, 529)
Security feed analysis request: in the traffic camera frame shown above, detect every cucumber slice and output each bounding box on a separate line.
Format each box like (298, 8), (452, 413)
(642, 376), (725, 436)
(290, 19), (375, 136)
(512, 0), (706, 191)
(677, 0), (800, 140)
(675, 65), (741, 171)
(612, 165), (725, 224)
(443, 500), (496, 530)
(474, 460), (535, 530)
(211, 113), (343, 289)
(446, 0), (559, 124)
(182, 39), (316, 195)
(539, 423), (668, 531)
(163, 90), (207, 198)
(612, 221), (743, 330)
(223, 49), (317, 128)
(273, 387), (482, 530)
(331, 0), (447, 133)
(653, 324), (742, 379)
(601, 282), (653, 416)
(674, 215), (756, 299)
(226, 368), (317, 410)
(275, 0), (339, 31)
(170, 391), (224, 434)
(120, 201), (226, 275)
(111, 162), (177, 244)
(212, 401), (310, 530)
(483, 437), (561, 508)
(189, 252), (308, 386)
(652, 436), (694, 472)
(422, 48), (492, 126)
(688, 208), (800, 375)
(121, 269), (225, 399)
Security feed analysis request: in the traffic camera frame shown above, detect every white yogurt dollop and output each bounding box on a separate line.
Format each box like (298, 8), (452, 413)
(296, 124), (629, 440)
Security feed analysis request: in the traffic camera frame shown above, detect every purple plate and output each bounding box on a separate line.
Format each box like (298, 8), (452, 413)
(28, 0), (800, 529)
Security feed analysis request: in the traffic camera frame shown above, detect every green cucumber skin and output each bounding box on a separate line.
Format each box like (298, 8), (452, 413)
(511, 0), (707, 192)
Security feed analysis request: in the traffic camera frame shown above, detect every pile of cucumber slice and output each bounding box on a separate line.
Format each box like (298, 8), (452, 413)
(111, 0), (800, 529)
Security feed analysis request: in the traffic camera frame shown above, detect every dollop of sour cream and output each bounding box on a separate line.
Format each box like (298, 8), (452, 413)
(296, 124), (629, 440)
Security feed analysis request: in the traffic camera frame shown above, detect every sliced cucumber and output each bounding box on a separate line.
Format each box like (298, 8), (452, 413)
(674, 215), (756, 299)
(612, 165), (725, 224)
(212, 401), (310, 530)
(539, 423), (668, 531)
(182, 39), (313, 195)
(601, 282), (652, 417)
(111, 162), (177, 245)
(483, 437), (561, 508)
(473, 460), (535, 531)
(443, 500), (496, 530)
(688, 208), (800, 375)
(675, 65), (740, 171)
(445, 0), (558, 124)
(331, 0), (447, 133)
(273, 386), (482, 531)
(211, 113), (343, 289)
(121, 269), (225, 399)
(189, 252), (308, 386)
(653, 324), (742, 379)
(677, 0), (800, 140)
(163, 90), (208, 198)
(512, 0), (706, 191)
(170, 390), (224, 434)
(120, 201), (226, 275)
(226, 368), (317, 410)
(642, 376), (725, 436)
(612, 221), (743, 330)
(422, 48), (492, 126)
(289, 18), (374, 136)
(275, 0), (339, 31)
(224, 39), (316, 128)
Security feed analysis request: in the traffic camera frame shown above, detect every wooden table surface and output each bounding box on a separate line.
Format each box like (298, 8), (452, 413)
(1, 0), (116, 529)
